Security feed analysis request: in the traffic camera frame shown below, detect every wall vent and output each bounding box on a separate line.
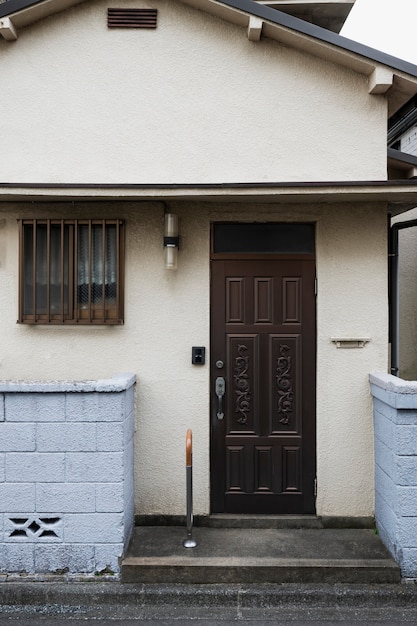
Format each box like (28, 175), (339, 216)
(7, 516), (63, 540)
(108, 8), (158, 29)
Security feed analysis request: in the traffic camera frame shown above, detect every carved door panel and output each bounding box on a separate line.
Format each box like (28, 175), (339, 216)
(210, 258), (316, 514)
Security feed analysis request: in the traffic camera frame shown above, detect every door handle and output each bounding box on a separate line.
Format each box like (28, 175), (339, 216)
(215, 376), (226, 420)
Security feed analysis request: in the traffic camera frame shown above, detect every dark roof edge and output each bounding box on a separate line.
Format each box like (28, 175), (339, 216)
(388, 149), (417, 167)
(0, 0), (41, 18)
(1, 180), (417, 190)
(2, 0), (417, 79)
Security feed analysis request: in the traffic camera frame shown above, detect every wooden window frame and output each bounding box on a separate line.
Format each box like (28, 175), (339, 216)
(18, 219), (125, 325)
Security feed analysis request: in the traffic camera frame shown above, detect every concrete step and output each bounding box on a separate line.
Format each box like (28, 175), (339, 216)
(202, 514), (322, 528)
(121, 526), (400, 584)
(136, 514), (324, 529)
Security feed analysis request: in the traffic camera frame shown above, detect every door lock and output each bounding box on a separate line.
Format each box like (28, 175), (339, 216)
(215, 376), (226, 420)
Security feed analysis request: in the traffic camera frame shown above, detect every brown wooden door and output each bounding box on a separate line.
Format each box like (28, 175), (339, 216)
(210, 258), (316, 514)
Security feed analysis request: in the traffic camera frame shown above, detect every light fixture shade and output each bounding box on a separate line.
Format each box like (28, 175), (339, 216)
(164, 213), (179, 270)
(165, 244), (178, 270)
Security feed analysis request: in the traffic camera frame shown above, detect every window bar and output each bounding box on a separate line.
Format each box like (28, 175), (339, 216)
(74, 219), (79, 323)
(88, 220), (92, 323)
(18, 221), (24, 323)
(60, 220), (65, 323)
(32, 219), (37, 323)
(68, 224), (74, 323)
(46, 220), (51, 323)
(118, 220), (124, 322)
(102, 220), (106, 322)
(116, 220), (120, 321)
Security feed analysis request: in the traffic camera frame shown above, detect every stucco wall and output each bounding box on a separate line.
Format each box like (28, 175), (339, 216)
(0, 0), (387, 184)
(315, 203), (388, 516)
(0, 201), (388, 517)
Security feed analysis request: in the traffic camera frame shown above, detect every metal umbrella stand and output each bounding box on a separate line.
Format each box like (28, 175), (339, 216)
(183, 429), (197, 548)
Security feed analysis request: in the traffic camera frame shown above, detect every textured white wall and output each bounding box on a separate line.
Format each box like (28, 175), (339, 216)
(0, 201), (388, 517)
(315, 203), (388, 516)
(0, 201), (211, 515)
(0, 0), (387, 184)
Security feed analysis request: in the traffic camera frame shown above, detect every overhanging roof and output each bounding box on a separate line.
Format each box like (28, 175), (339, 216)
(1, 0), (417, 115)
(1, 180), (417, 213)
(260, 1), (355, 33)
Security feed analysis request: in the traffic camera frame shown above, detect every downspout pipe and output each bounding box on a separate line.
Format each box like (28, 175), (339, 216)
(390, 219), (417, 376)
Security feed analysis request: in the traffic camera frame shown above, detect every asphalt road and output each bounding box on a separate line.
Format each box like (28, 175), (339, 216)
(2, 581), (417, 624)
(1, 606), (417, 624)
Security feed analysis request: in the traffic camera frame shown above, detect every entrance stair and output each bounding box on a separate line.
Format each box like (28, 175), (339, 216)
(121, 516), (400, 584)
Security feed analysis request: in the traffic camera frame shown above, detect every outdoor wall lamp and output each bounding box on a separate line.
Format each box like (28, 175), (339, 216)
(164, 213), (179, 270)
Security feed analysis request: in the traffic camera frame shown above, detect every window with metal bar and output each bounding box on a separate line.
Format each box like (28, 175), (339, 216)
(18, 219), (124, 324)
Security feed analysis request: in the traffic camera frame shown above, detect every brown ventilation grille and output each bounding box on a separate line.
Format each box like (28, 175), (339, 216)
(108, 8), (157, 28)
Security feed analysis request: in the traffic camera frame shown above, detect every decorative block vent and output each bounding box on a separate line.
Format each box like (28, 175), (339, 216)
(108, 8), (157, 28)
(7, 516), (62, 540)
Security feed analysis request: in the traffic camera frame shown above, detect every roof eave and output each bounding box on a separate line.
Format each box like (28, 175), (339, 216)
(0, 0), (86, 30)
(1, 180), (417, 213)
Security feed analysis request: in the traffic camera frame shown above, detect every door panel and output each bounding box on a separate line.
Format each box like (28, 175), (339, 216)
(211, 258), (316, 514)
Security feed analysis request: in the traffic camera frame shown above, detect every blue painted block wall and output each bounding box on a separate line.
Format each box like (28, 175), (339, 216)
(370, 372), (417, 578)
(0, 373), (135, 576)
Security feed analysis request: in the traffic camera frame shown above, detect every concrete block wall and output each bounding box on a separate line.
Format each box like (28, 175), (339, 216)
(0, 373), (135, 575)
(370, 372), (417, 578)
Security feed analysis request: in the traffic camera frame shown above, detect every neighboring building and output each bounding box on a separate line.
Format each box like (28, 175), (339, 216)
(389, 96), (417, 157)
(1, 0), (417, 573)
(388, 97), (417, 380)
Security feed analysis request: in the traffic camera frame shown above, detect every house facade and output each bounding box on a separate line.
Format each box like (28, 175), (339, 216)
(1, 0), (417, 574)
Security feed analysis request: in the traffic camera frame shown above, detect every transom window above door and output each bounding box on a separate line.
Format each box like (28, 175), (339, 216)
(18, 219), (124, 325)
(212, 223), (315, 255)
